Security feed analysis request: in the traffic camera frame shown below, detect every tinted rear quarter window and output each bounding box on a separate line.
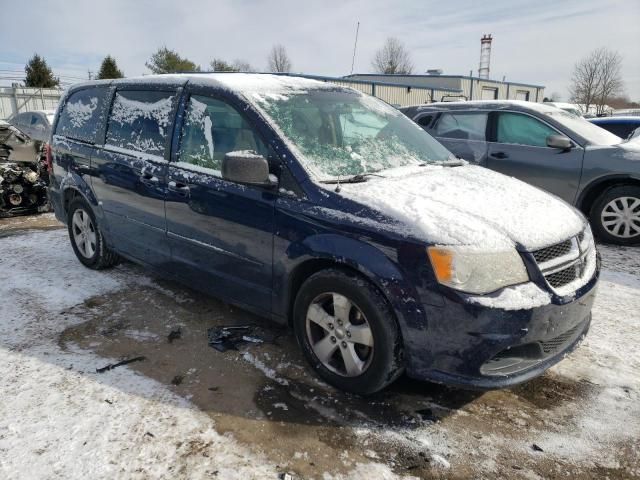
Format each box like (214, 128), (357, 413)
(106, 90), (176, 157)
(56, 87), (110, 143)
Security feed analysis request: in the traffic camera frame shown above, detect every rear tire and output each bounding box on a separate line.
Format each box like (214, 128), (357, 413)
(590, 185), (640, 246)
(293, 268), (403, 395)
(67, 198), (119, 269)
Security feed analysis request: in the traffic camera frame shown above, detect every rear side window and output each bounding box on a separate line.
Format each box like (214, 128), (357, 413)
(496, 112), (556, 147)
(106, 90), (176, 157)
(416, 114), (434, 128)
(435, 112), (488, 140)
(57, 87), (110, 143)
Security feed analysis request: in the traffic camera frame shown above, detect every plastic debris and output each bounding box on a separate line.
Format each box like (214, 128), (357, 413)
(168, 327), (182, 343)
(96, 356), (146, 373)
(207, 325), (280, 352)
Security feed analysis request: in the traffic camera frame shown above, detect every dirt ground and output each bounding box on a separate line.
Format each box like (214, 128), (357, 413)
(1, 213), (639, 479)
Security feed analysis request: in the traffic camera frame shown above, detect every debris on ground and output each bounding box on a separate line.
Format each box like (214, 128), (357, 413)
(0, 122), (49, 217)
(207, 324), (280, 352)
(171, 375), (184, 386)
(167, 327), (182, 343)
(416, 408), (438, 422)
(95, 356), (146, 373)
(532, 444), (544, 452)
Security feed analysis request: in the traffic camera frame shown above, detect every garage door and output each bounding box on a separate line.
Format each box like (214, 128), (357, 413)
(481, 87), (498, 100)
(516, 90), (530, 101)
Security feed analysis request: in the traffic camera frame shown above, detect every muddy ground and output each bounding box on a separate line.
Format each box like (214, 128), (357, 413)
(2, 213), (639, 479)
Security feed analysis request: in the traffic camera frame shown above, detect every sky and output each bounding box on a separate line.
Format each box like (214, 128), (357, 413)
(0, 0), (639, 100)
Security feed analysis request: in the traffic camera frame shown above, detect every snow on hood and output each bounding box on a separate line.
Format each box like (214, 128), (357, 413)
(338, 165), (585, 251)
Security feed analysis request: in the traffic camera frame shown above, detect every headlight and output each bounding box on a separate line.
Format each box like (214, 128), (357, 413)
(427, 246), (529, 294)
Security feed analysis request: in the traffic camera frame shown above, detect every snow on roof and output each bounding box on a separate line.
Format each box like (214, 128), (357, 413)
(419, 100), (559, 113)
(98, 73), (337, 96)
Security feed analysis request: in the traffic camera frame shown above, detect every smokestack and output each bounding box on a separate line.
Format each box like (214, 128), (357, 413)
(478, 34), (492, 79)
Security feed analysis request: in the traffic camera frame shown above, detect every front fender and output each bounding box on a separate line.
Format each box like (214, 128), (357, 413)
(274, 228), (428, 357)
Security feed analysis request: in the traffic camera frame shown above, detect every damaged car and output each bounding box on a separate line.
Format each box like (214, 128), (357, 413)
(48, 74), (599, 394)
(0, 120), (49, 217)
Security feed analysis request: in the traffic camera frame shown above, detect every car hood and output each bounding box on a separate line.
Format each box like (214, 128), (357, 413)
(338, 165), (585, 251)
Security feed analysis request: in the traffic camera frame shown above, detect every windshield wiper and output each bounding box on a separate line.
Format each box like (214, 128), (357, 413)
(320, 172), (386, 184)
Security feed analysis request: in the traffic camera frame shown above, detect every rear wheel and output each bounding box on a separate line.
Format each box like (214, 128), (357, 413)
(67, 198), (119, 269)
(293, 268), (403, 395)
(590, 185), (640, 246)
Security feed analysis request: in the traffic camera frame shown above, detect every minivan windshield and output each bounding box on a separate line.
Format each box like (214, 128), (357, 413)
(547, 110), (621, 146)
(250, 89), (455, 180)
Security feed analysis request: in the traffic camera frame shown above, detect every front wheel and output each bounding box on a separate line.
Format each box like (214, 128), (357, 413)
(293, 268), (403, 395)
(590, 185), (640, 246)
(67, 198), (120, 269)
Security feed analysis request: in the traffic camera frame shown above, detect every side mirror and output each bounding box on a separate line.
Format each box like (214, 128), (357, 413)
(222, 151), (276, 187)
(546, 134), (573, 151)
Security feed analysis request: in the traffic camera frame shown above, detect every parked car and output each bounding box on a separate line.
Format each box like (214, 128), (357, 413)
(589, 116), (640, 139)
(402, 100), (640, 245)
(8, 109), (56, 143)
(542, 102), (583, 117)
(48, 75), (599, 394)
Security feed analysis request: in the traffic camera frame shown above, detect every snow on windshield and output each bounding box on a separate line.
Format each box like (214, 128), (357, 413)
(247, 88), (453, 180)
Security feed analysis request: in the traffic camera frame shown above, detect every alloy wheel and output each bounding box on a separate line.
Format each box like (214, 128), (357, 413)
(305, 292), (374, 377)
(600, 196), (640, 239)
(71, 209), (97, 258)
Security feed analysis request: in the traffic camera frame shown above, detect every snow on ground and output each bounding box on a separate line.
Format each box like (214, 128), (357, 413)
(0, 228), (400, 480)
(1, 226), (639, 479)
(0, 229), (279, 479)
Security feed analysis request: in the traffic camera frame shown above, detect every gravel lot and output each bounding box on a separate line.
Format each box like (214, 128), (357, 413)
(1, 213), (638, 479)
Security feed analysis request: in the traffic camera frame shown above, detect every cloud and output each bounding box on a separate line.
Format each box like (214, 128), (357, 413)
(0, 0), (638, 99)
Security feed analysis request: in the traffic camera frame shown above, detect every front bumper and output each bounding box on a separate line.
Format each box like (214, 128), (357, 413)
(405, 267), (599, 389)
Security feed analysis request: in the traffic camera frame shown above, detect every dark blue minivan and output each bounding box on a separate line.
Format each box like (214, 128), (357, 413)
(48, 74), (599, 394)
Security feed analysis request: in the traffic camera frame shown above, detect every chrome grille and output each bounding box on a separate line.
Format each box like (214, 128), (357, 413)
(545, 264), (579, 288)
(532, 239), (572, 264)
(530, 228), (594, 293)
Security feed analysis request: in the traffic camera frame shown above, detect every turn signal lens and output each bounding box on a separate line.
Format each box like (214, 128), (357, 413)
(427, 247), (453, 283)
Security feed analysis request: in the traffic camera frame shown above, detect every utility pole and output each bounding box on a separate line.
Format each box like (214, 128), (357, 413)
(350, 21), (360, 75)
(88, 69), (93, 80)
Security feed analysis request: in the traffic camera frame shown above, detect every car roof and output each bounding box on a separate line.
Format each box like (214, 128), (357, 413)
(403, 100), (560, 115)
(590, 116), (640, 123)
(67, 73), (345, 98)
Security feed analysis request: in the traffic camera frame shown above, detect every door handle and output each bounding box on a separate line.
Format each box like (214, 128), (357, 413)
(140, 172), (159, 184)
(168, 180), (190, 196)
(490, 152), (508, 159)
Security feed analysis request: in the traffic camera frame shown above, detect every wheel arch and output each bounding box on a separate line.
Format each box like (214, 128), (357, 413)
(577, 174), (640, 216)
(282, 234), (424, 343)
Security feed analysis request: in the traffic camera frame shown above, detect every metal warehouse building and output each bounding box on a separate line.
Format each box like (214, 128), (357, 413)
(344, 73), (545, 105)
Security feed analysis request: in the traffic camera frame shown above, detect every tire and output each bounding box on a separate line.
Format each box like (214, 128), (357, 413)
(67, 198), (120, 269)
(293, 268), (403, 395)
(590, 185), (640, 246)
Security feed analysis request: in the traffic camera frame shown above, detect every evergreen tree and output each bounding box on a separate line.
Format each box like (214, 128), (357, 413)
(145, 47), (200, 74)
(24, 54), (59, 88)
(97, 55), (124, 79)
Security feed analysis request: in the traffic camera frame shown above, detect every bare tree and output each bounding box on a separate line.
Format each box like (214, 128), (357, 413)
(371, 38), (413, 74)
(267, 45), (292, 73)
(232, 59), (254, 72)
(569, 48), (624, 115)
